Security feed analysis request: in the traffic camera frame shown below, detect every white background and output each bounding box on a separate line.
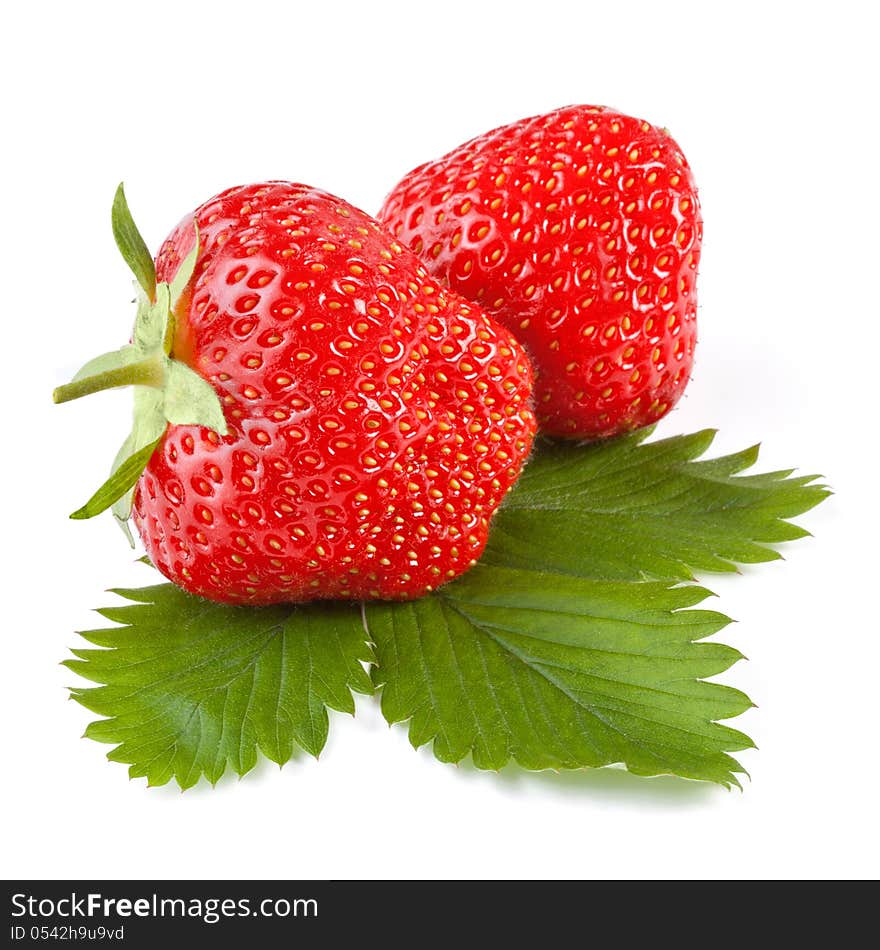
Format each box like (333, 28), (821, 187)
(2, 0), (876, 880)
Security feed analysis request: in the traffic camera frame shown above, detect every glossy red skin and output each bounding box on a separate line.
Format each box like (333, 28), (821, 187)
(133, 182), (536, 605)
(378, 105), (702, 439)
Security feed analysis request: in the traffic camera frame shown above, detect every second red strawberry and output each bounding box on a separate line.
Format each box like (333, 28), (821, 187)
(379, 105), (703, 439)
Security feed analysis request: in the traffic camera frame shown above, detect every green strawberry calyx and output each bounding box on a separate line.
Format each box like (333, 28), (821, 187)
(53, 184), (227, 543)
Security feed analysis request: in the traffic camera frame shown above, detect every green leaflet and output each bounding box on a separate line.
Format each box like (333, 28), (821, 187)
(65, 429), (828, 788)
(65, 584), (374, 789)
(364, 431), (826, 784)
(367, 565), (753, 786)
(485, 428), (830, 580)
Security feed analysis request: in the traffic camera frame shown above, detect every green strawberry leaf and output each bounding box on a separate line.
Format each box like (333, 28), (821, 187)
(486, 428), (830, 581)
(367, 565), (752, 787)
(65, 583), (375, 789)
(365, 430), (826, 785)
(65, 430), (828, 789)
(111, 182), (156, 299)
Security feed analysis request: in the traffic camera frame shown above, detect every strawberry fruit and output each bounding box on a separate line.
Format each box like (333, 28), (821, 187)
(54, 182), (535, 604)
(378, 105), (702, 439)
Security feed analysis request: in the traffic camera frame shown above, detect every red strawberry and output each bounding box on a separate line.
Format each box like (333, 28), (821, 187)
(378, 105), (702, 439)
(54, 182), (535, 604)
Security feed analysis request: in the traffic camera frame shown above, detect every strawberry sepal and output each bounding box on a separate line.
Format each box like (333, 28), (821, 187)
(53, 185), (226, 537)
(69, 436), (163, 522)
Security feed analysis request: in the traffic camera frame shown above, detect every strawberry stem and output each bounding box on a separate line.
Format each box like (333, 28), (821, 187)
(52, 356), (164, 405)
